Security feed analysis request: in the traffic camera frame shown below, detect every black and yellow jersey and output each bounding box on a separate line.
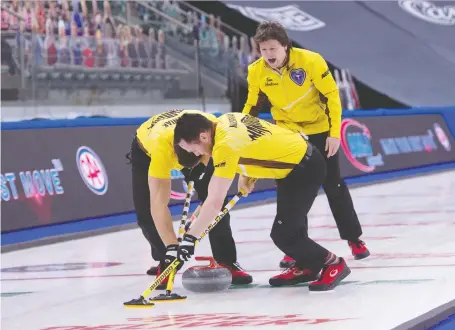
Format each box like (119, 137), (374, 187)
(242, 48), (342, 138)
(212, 112), (308, 180)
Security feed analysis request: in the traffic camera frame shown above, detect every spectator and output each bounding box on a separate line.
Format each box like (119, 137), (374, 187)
(126, 26), (139, 67)
(223, 33), (230, 54)
(46, 2), (58, 36)
(94, 29), (106, 67)
(81, 23), (94, 67)
(70, 21), (83, 65)
(36, 0), (46, 35)
(148, 27), (157, 68)
(161, 0), (180, 35)
(135, 26), (149, 68)
(117, 24), (129, 67)
(61, 8), (72, 37)
(44, 32), (58, 65)
(105, 37), (119, 68)
(22, 0), (32, 32)
(30, 20), (44, 67)
(214, 16), (224, 46)
(156, 29), (166, 69)
(9, 0), (20, 31)
(72, 1), (84, 36)
(1, 9), (10, 31)
(92, 10), (103, 36)
(103, 0), (116, 39)
(57, 23), (71, 64)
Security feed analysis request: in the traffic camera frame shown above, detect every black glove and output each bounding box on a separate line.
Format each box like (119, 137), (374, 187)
(177, 234), (198, 262)
(163, 244), (184, 271)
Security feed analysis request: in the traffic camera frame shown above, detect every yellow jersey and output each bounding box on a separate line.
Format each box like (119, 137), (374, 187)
(136, 109), (217, 178)
(212, 113), (308, 180)
(242, 48), (342, 138)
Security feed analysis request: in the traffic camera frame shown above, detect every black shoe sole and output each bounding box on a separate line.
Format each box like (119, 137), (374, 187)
(269, 276), (317, 287)
(232, 275), (253, 285)
(146, 266), (159, 276)
(354, 250), (370, 260)
(308, 265), (351, 292)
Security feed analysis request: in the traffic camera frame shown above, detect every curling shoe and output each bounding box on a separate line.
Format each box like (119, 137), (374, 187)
(219, 262), (253, 285)
(146, 265), (159, 276)
(279, 255), (296, 268)
(309, 257), (351, 291)
(269, 266), (317, 287)
(348, 239), (370, 260)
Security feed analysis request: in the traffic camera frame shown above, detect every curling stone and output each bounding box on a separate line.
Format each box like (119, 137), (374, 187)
(182, 256), (232, 293)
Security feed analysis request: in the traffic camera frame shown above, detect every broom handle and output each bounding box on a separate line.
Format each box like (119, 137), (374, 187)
(140, 188), (247, 299)
(165, 181), (195, 294)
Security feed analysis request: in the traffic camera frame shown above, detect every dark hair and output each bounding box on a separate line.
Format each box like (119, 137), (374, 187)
(174, 144), (201, 168)
(173, 113), (213, 145)
(253, 21), (291, 51)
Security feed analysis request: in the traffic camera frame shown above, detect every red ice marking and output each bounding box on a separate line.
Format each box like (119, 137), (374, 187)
(237, 209), (455, 220)
(346, 252), (455, 260)
(239, 220), (451, 232)
(246, 264), (455, 272)
(234, 237), (395, 244)
(354, 193), (455, 198)
(40, 313), (353, 329)
(4, 263), (455, 282)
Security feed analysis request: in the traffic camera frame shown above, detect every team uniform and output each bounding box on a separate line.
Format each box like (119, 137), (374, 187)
(242, 48), (369, 267)
(208, 112), (351, 290)
(129, 109), (252, 288)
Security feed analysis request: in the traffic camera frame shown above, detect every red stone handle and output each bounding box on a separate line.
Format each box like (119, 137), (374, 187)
(195, 256), (217, 268)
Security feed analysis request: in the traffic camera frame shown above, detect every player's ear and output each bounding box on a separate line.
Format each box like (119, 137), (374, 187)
(200, 132), (208, 143)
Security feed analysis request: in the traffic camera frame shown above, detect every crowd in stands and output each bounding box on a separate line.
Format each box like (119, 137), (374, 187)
(133, 0), (260, 76)
(1, 0), (171, 71)
(1, 0), (261, 75)
(1, 0), (359, 108)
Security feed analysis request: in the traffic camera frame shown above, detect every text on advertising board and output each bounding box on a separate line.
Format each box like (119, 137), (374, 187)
(1, 159), (64, 202)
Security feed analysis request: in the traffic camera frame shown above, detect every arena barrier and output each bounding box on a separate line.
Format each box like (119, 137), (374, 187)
(2, 106), (455, 237)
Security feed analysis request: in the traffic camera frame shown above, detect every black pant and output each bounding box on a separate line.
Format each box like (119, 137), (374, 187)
(307, 132), (362, 241)
(129, 137), (237, 265)
(270, 144), (330, 273)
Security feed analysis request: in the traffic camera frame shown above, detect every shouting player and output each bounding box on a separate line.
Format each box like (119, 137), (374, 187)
(242, 21), (370, 268)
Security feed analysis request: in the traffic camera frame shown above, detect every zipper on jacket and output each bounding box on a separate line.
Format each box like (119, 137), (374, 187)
(265, 66), (289, 107)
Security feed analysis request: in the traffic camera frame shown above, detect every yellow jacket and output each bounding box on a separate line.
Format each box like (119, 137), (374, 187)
(242, 48), (342, 138)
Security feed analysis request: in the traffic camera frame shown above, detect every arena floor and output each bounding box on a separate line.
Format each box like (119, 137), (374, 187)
(2, 171), (455, 330)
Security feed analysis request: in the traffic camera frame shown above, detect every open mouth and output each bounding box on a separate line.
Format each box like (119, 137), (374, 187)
(268, 58), (277, 65)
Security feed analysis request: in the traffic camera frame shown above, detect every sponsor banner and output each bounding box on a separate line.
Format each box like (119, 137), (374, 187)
(338, 114), (455, 177)
(398, 0), (455, 26)
(1, 124), (276, 233)
(226, 3), (325, 31)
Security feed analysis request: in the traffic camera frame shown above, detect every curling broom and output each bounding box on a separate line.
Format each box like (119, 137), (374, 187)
(150, 180), (195, 302)
(123, 187), (248, 308)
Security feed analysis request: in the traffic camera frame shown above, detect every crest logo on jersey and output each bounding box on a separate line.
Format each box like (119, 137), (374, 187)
(290, 68), (306, 86)
(76, 146), (108, 195)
